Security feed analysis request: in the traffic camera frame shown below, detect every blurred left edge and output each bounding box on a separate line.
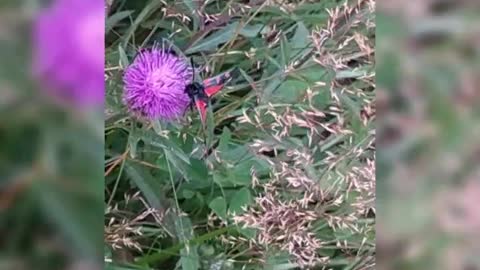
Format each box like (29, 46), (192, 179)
(0, 1), (104, 269)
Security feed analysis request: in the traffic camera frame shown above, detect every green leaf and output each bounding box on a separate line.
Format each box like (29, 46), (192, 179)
(209, 197), (227, 219)
(228, 165), (252, 186)
(264, 251), (291, 270)
(280, 34), (291, 67)
(180, 247), (200, 270)
(182, 0), (200, 31)
(186, 22), (262, 54)
(239, 23), (263, 37)
(340, 94), (361, 121)
(229, 187), (252, 215)
(175, 217), (200, 270)
(186, 23), (238, 54)
(140, 130), (191, 165)
(238, 227), (256, 239)
(218, 127), (232, 152)
(175, 215), (194, 241)
(124, 161), (166, 210)
(271, 80), (309, 103)
(187, 158), (209, 182)
(272, 263), (300, 270)
(198, 244), (215, 256)
(292, 22), (310, 50)
(161, 151), (209, 183)
(238, 68), (256, 92)
(336, 67), (370, 80)
(261, 77), (283, 103)
(296, 64), (333, 84)
(182, 189), (195, 199)
(218, 145), (249, 163)
(106, 10), (133, 33)
(118, 45), (129, 69)
(213, 172), (232, 187)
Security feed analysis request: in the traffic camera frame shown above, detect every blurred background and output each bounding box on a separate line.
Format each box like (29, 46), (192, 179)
(2, 0), (480, 268)
(0, 0), (103, 269)
(377, 0), (480, 269)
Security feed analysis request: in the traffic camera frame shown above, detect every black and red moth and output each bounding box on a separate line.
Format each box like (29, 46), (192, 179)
(155, 39), (235, 127)
(184, 60), (234, 127)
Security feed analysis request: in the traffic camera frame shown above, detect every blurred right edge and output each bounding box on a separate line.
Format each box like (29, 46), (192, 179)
(377, 0), (480, 269)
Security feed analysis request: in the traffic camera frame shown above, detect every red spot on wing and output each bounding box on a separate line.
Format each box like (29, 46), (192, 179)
(204, 84), (224, 97)
(195, 99), (207, 126)
(203, 71), (231, 87)
(203, 78), (214, 87)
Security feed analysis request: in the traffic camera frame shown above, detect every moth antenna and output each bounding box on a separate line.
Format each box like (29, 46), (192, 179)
(190, 58), (195, 81)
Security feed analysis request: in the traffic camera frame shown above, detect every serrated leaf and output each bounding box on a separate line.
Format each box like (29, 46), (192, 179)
(209, 197), (227, 219)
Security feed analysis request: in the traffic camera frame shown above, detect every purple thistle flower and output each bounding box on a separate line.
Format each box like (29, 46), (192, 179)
(33, 0), (104, 108)
(123, 45), (193, 121)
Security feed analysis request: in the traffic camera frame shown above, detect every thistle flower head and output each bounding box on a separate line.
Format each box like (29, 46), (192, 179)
(123, 45), (193, 120)
(33, 0), (104, 107)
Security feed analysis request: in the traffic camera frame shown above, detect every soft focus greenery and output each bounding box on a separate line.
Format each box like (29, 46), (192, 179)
(377, 1), (480, 270)
(0, 1), (103, 270)
(106, 0), (375, 269)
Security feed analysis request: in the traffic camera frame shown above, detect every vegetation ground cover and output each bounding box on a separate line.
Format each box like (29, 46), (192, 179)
(105, 0), (375, 269)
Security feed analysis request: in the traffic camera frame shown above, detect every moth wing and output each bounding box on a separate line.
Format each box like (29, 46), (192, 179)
(203, 69), (234, 87)
(194, 96), (208, 127)
(204, 84), (225, 97)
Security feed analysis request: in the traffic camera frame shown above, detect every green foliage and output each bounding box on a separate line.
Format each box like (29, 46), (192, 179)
(106, 0), (375, 269)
